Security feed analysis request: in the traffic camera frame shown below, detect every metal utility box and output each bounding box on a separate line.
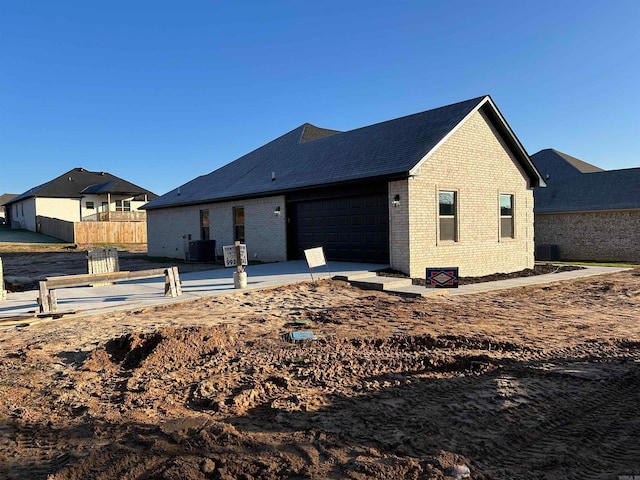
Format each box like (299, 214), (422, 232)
(535, 244), (559, 261)
(188, 240), (216, 262)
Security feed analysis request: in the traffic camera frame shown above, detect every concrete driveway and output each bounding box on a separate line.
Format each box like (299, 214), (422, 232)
(0, 225), (65, 244)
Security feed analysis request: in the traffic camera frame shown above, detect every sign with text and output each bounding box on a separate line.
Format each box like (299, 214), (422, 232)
(223, 244), (248, 268)
(304, 247), (327, 269)
(426, 267), (459, 288)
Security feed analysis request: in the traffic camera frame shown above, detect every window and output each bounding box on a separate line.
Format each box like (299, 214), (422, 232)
(439, 191), (457, 242)
(200, 209), (210, 240)
(500, 194), (514, 239)
(86, 201), (95, 210)
(233, 206), (245, 242)
(115, 200), (131, 211)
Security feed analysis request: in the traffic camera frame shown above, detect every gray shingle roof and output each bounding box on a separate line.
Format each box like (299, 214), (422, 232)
(5, 168), (157, 206)
(534, 167), (640, 213)
(531, 149), (604, 183)
(0, 193), (18, 208)
(144, 96), (543, 210)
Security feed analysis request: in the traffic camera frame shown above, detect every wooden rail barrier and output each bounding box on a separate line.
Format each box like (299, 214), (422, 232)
(38, 267), (182, 313)
(0, 257), (6, 301)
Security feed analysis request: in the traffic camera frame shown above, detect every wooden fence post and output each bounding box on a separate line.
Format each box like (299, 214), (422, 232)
(0, 258), (6, 301)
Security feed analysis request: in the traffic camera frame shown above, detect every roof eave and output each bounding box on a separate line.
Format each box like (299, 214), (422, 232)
(482, 97), (546, 188)
(142, 172), (408, 211)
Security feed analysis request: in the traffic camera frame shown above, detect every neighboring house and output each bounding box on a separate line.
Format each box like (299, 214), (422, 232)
(0, 194), (18, 222)
(3, 168), (157, 232)
(532, 149), (640, 262)
(143, 96), (545, 278)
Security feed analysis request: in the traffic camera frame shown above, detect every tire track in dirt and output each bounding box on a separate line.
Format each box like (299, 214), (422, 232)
(488, 362), (640, 478)
(0, 422), (73, 480)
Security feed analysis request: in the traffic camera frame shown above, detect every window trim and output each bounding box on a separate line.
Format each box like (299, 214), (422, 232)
(115, 199), (131, 212)
(499, 193), (515, 240)
(437, 189), (458, 243)
(233, 206), (245, 242)
(200, 209), (210, 241)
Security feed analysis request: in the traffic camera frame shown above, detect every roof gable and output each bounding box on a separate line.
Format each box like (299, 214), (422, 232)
(144, 96), (545, 210)
(531, 149), (604, 183)
(0, 193), (18, 208)
(299, 124), (341, 143)
(408, 96), (543, 186)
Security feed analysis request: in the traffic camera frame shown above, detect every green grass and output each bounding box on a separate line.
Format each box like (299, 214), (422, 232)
(537, 260), (638, 268)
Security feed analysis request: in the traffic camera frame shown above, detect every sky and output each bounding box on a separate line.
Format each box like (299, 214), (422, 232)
(1, 0), (638, 196)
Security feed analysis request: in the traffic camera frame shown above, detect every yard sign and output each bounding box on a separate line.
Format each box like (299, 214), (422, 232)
(223, 244), (248, 268)
(426, 267), (459, 288)
(304, 247), (331, 282)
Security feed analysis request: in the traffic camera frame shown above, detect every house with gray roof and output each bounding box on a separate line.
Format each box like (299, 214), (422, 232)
(532, 149), (639, 262)
(144, 96), (545, 277)
(0, 194), (18, 223)
(3, 168), (157, 232)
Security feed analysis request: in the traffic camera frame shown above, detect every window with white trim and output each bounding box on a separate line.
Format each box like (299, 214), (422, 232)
(115, 200), (131, 212)
(500, 194), (514, 239)
(439, 191), (457, 242)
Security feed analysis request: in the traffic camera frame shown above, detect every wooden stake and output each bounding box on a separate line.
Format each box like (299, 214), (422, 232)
(235, 241), (244, 273)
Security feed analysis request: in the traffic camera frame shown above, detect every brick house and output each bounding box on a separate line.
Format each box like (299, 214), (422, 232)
(143, 96), (545, 277)
(532, 149), (640, 262)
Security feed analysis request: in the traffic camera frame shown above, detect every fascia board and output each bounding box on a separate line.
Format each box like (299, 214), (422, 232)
(484, 96), (547, 188)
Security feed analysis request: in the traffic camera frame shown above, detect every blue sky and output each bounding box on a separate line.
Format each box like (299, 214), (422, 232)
(1, 0), (638, 196)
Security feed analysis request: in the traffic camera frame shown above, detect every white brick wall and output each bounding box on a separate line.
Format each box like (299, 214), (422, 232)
(147, 195), (287, 261)
(390, 109), (535, 277)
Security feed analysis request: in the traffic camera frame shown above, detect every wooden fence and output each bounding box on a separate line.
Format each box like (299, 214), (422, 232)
(37, 216), (75, 243)
(37, 216), (147, 244)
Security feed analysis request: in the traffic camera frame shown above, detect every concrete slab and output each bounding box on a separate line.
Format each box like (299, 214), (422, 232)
(0, 260), (383, 319)
(383, 284), (450, 298)
(385, 266), (631, 297)
(0, 225), (65, 244)
(349, 275), (412, 291)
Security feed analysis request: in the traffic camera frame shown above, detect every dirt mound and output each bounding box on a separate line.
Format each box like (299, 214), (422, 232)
(100, 326), (234, 370)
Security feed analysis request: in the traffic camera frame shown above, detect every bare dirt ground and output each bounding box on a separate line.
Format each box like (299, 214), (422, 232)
(0, 258), (639, 479)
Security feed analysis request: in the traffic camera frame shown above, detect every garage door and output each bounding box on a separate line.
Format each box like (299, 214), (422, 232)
(287, 193), (389, 263)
